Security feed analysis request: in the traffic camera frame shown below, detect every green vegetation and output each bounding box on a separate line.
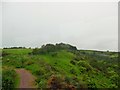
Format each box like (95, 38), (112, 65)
(14, 72), (20, 88)
(2, 66), (17, 90)
(2, 43), (119, 89)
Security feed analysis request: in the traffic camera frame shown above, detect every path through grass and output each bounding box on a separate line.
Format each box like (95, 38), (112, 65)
(15, 69), (37, 88)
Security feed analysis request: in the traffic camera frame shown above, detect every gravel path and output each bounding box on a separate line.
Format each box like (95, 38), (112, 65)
(15, 69), (36, 88)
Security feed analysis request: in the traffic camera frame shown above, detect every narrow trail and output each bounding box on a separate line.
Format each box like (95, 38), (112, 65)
(15, 69), (36, 88)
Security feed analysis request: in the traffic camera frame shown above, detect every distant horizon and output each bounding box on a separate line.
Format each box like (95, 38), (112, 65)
(1, 42), (118, 52)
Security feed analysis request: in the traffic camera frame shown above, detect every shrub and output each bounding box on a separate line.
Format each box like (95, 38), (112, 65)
(34, 68), (45, 76)
(77, 61), (93, 71)
(38, 79), (46, 89)
(25, 61), (34, 66)
(70, 68), (76, 74)
(2, 67), (17, 90)
(47, 75), (62, 89)
(32, 43), (77, 55)
(76, 81), (87, 88)
(47, 75), (76, 89)
(70, 60), (76, 65)
(2, 51), (9, 57)
(64, 76), (72, 84)
(79, 66), (87, 73)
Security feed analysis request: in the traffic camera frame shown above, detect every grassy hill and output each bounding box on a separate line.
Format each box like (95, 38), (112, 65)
(2, 43), (119, 89)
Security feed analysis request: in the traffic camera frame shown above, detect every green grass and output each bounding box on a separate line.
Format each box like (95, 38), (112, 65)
(3, 49), (32, 55)
(2, 48), (119, 88)
(15, 72), (20, 88)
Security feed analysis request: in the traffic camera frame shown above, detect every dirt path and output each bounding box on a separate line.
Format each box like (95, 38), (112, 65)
(15, 69), (36, 88)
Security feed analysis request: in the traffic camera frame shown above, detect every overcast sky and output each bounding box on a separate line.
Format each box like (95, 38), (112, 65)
(2, 2), (118, 51)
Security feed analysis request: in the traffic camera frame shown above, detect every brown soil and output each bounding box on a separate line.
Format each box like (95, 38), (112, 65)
(15, 69), (36, 88)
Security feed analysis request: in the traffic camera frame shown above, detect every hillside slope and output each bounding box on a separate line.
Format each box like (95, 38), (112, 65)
(2, 43), (119, 89)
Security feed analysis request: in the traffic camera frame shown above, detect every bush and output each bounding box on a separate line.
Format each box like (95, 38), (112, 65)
(38, 79), (46, 89)
(2, 67), (17, 90)
(76, 81), (87, 88)
(87, 78), (97, 88)
(2, 51), (9, 57)
(64, 76), (72, 84)
(79, 66), (87, 73)
(70, 60), (76, 65)
(47, 75), (62, 89)
(25, 61), (34, 66)
(77, 61), (93, 71)
(34, 68), (45, 76)
(70, 69), (76, 74)
(32, 43), (77, 55)
(47, 75), (76, 89)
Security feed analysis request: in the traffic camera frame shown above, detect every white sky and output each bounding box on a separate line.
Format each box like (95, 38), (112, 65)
(0, 1), (2, 48)
(1, 1), (118, 51)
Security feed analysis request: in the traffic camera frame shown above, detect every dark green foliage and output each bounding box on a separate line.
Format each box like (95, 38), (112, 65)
(2, 67), (16, 90)
(2, 51), (9, 57)
(32, 43), (77, 55)
(34, 68), (45, 76)
(56, 43), (77, 51)
(70, 60), (76, 65)
(64, 76), (72, 84)
(70, 68), (76, 74)
(32, 48), (40, 55)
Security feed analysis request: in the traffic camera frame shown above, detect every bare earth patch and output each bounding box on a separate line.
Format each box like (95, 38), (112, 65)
(15, 69), (36, 88)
